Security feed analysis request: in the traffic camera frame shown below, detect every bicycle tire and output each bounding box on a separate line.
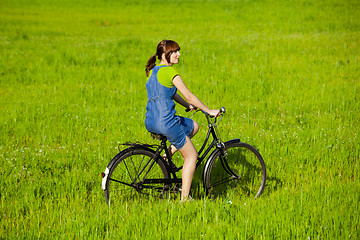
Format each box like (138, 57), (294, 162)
(102, 147), (170, 205)
(203, 140), (266, 199)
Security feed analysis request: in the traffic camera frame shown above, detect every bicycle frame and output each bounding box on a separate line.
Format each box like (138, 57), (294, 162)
(102, 109), (228, 192)
(196, 113), (225, 167)
(133, 111), (226, 185)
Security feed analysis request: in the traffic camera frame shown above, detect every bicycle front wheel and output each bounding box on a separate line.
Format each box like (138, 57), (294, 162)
(103, 147), (170, 205)
(204, 140), (266, 199)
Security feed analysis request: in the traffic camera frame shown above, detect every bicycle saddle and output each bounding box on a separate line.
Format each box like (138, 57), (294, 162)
(150, 132), (167, 141)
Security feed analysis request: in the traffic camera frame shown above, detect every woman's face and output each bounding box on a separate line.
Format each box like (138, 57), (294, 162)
(169, 51), (181, 65)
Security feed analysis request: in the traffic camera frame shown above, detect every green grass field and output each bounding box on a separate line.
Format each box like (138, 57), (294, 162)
(1, 0), (359, 238)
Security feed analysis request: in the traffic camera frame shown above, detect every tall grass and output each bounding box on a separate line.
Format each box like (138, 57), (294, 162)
(1, 0), (359, 238)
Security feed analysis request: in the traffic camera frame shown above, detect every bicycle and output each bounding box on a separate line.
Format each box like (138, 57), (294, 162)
(101, 107), (266, 205)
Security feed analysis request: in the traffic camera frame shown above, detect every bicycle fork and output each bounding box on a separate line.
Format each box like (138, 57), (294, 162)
(217, 142), (240, 180)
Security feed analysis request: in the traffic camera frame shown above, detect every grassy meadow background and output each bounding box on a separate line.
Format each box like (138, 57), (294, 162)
(1, 0), (359, 238)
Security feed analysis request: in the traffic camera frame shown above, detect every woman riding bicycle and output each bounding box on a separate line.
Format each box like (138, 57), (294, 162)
(145, 40), (220, 201)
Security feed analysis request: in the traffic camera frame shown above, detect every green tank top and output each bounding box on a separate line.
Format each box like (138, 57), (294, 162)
(147, 64), (179, 88)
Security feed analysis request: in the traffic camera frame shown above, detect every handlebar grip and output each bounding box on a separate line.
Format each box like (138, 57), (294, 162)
(220, 107), (226, 114)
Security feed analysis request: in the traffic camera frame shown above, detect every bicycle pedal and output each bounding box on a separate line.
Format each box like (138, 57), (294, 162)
(173, 184), (182, 193)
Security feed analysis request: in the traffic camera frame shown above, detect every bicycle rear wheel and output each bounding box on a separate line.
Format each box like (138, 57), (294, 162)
(102, 147), (170, 205)
(204, 140), (266, 199)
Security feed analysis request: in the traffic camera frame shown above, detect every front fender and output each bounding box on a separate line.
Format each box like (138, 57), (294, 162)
(202, 139), (240, 189)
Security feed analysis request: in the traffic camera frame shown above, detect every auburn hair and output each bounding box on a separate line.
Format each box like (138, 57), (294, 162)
(145, 40), (181, 77)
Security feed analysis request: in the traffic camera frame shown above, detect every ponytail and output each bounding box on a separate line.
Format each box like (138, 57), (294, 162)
(145, 40), (180, 77)
(145, 54), (157, 77)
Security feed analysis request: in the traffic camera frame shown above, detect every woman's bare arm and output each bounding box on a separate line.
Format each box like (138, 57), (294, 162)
(173, 75), (219, 116)
(173, 93), (190, 108)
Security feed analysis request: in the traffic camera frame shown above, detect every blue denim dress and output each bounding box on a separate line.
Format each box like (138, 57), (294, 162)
(145, 65), (194, 149)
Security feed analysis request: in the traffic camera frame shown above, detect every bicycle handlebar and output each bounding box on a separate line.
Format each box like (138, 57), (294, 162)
(186, 107), (226, 119)
(202, 107), (226, 117)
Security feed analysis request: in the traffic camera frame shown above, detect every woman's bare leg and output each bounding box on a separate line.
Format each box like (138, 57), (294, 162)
(191, 120), (199, 138)
(164, 120), (199, 159)
(178, 136), (198, 201)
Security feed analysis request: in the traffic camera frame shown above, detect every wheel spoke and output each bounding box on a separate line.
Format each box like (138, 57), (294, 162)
(210, 175), (238, 188)
(108, 177), (134, 188)
(130, 154), (154, 184)
(123, 156), (133, 182)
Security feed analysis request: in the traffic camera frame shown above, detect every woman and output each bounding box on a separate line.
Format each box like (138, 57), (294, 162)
(145, 40), (219, 201)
